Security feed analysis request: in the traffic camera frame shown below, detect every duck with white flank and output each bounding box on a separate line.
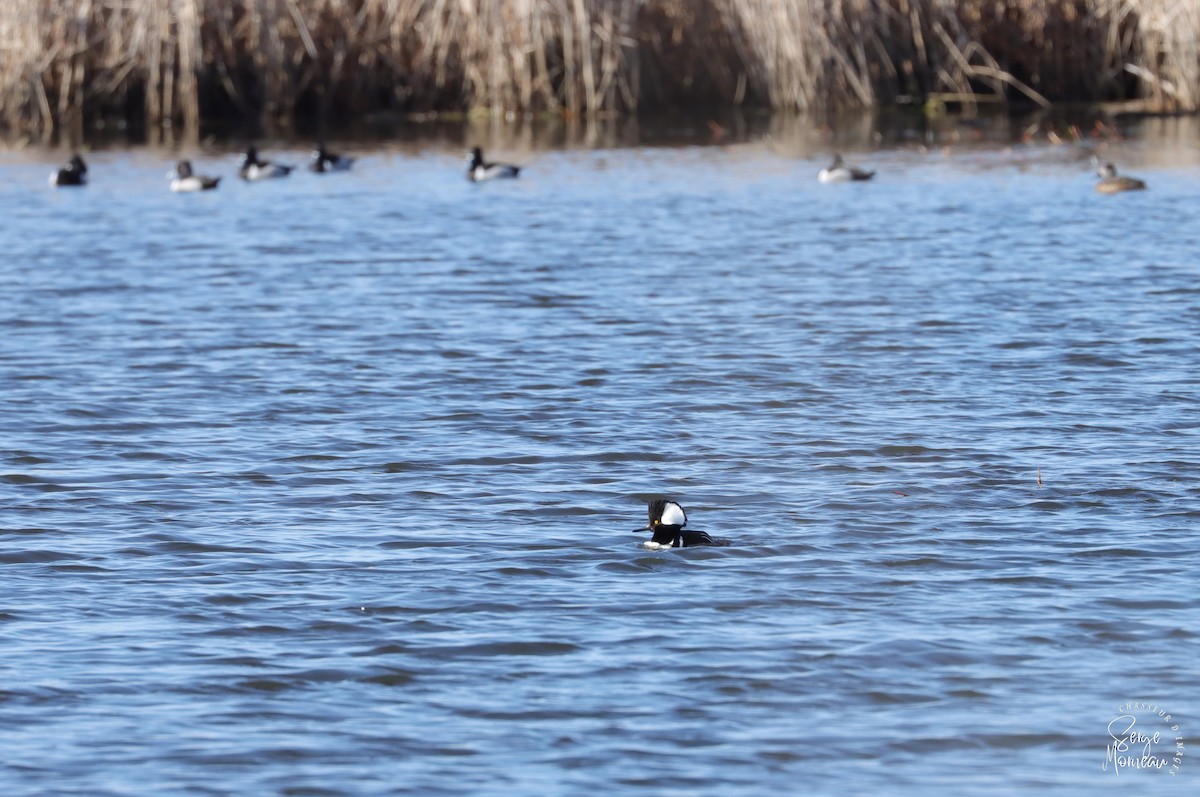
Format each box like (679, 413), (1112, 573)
(467, 147), (520, 182)
(817, 153), (875, 183)
(635, 499), (731, 549)
(170, 160), (221, 192)
(1095, 162), (1146, 194)
(310, 144), (354, 173)
(51, 154), (88, 187)
(239, 146), (293, 181)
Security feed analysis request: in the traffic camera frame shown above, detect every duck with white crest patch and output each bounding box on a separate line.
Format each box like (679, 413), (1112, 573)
(635, 499), (731, 549)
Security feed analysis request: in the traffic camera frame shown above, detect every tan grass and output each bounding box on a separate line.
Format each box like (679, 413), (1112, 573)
(0, 1), (1196, 140)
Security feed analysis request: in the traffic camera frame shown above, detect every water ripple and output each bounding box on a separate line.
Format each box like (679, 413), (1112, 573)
(0, 143), (1197, 796)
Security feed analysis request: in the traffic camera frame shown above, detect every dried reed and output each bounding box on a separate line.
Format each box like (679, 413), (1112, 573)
(0, 1), (1195, 140)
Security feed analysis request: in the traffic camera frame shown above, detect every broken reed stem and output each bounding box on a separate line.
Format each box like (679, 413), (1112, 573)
(0, 1), (1196, 140)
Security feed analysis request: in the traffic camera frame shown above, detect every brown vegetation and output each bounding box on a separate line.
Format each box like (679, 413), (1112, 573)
(0, 1), (1194, 141)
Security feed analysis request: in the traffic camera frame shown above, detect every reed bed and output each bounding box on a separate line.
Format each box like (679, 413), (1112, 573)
(1, 0), (1196, 140)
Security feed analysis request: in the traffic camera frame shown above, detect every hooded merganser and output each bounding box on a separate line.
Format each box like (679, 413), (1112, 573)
(51, 154), (88, 187)
(635, 499), (731, 549)
(817, 153), (874, 183)
(170, 160), (220, 192)
(1095, 161), (1146, 194)
(309, 144), (354, 173)
(467, 147), (520, 182)
(239, 146), (293, 181)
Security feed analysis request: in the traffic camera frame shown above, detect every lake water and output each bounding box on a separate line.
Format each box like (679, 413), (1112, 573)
(2, 120), (1198, 795)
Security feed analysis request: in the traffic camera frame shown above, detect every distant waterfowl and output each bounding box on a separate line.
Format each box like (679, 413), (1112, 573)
(239, 146), (293, 181)
(1095, 162), (1146, 194)
(818, 153), (874, 183)
(467, 147), (520, 182)
(170, 160), (220, 192)
(310, 144), (354, 173)
(50, 154), (88, 187)
(634, 499), (731, 549)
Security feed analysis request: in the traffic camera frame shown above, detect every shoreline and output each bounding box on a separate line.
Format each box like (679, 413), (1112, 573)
(10, 111), (1200, 176)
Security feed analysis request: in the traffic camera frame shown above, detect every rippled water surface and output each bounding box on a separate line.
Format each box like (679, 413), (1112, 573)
(2, 134), (1198, 795)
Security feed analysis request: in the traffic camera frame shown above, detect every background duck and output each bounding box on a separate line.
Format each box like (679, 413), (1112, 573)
(239, 146), (293, 181)
(1095, 162), (1146, 194)
(818, 153), (874, 183)
(170, 160), (220, 192)
(467, 147), (520, 182)
(50, 154), (87, 187)
(310, 144), (354, 173)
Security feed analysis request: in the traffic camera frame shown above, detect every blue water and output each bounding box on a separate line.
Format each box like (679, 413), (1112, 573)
(1, 134), (1198, 795)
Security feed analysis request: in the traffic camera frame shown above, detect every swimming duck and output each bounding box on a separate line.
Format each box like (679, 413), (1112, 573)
(1095, 162), (1146, 194)
(170, 160), (221, 192)
(635, 499), (731, 549)
(239, 146), (293, 181)
(309, 144), (354, 173)
(817, 153), (874, 183)
(467, 147), (520, 182)
(50, 154), (88, 187)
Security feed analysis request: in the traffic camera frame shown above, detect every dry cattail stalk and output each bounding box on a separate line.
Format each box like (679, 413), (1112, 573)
(0, 1), (1195, 140)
